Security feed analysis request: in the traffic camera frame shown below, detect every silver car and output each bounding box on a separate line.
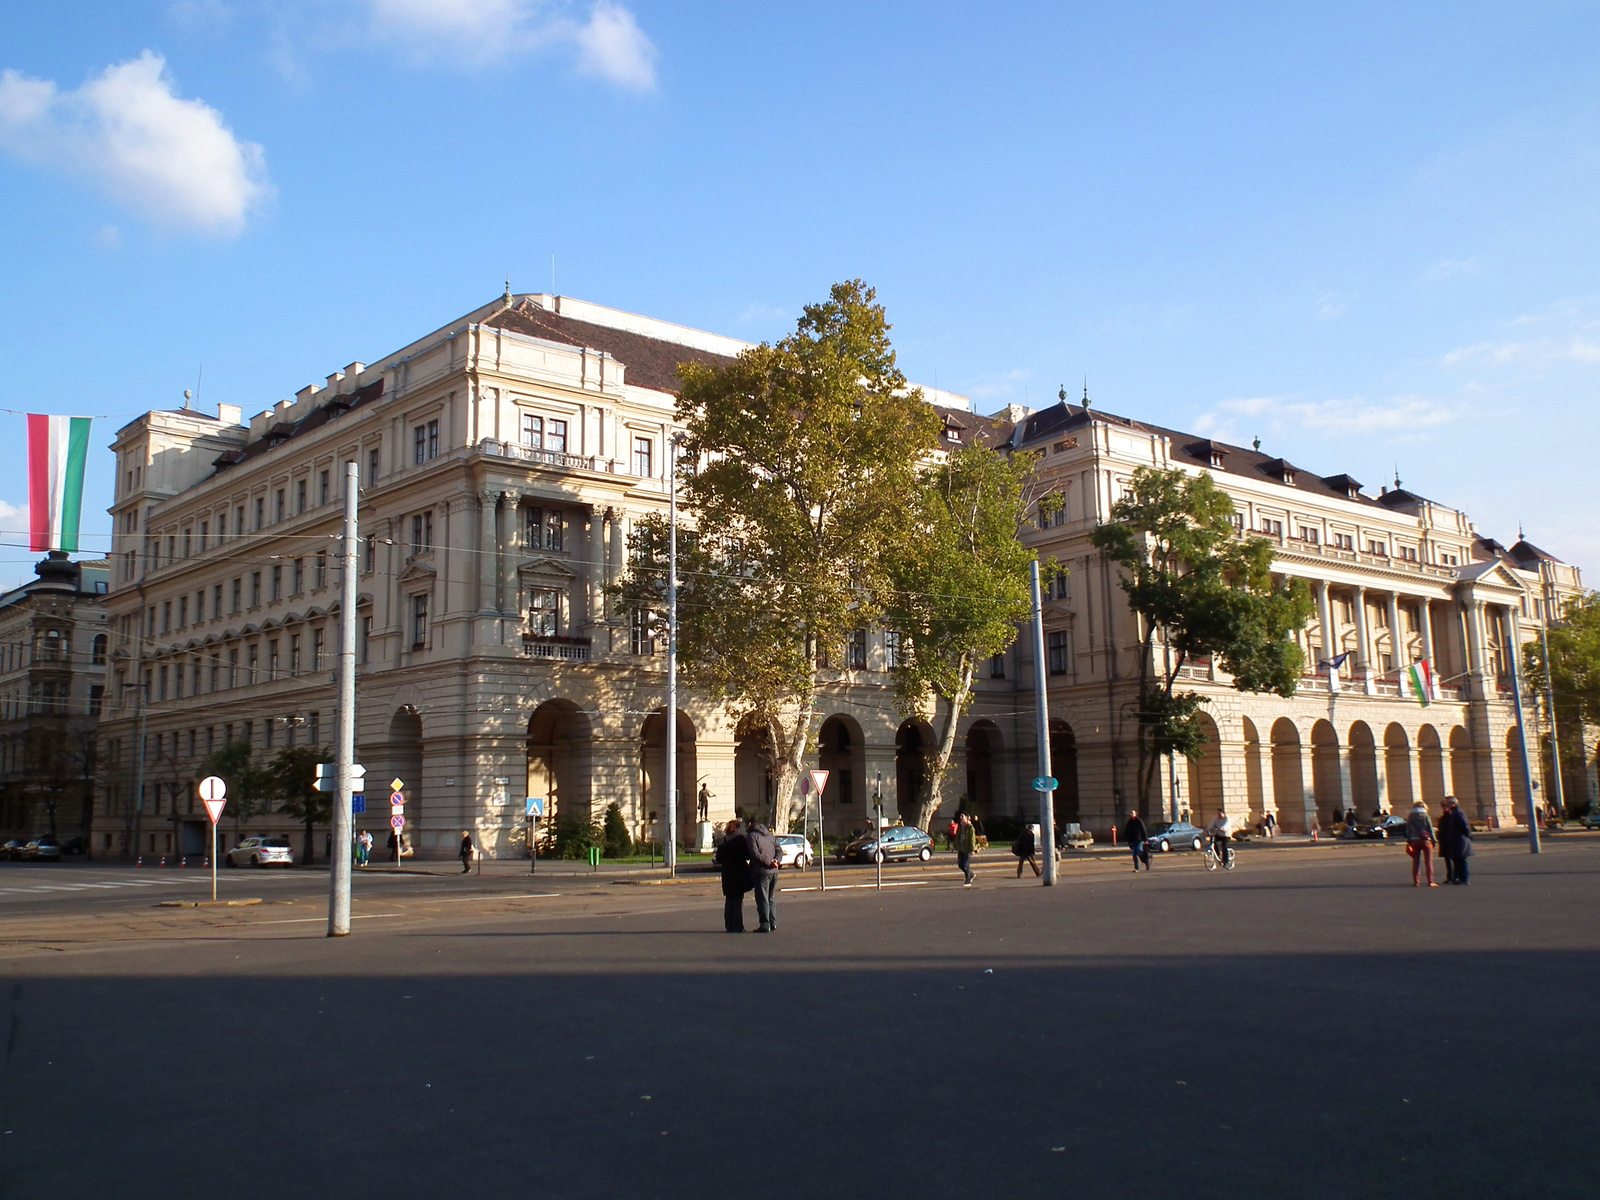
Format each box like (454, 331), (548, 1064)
(226, 835), (295, 868)
(774, 834), (814, 869)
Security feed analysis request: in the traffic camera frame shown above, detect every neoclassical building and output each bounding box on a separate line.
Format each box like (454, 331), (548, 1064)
(89, 293), (1587, 859)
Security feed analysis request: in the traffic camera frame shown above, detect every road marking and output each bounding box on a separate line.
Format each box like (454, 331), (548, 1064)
(433, 893), (561, 902)
(244, 913), (405, 925)
(781, 880), (933, 892)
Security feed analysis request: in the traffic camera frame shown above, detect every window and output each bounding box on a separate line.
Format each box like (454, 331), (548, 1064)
(198, 521), (207, 551)
(315, 551), (327, 589)
(295, 479), (306, 514)
(414, 419), (439, 464)
(884, 631), (902, 671)
(544, 509), (562, 552)
(521, 414), (543, 449)
(183, 528), (191, 557)
(848, 629), (867, 670)
(275, 489), (285, 523)
(247, 642), (259, 683)
(547, 419), (568, 454)
(1332, 533), (1354, 551)
(1399, 546), (1419, 562)
(528, 588), (560, 637)
(312, 628), (324, 671)
(178, 596), (188, 628)
(411, 594), (429, 648)
(271, 565), (282, 601)
(630, 607), (655, 656)
(213, 584), (223, 618)
(196, 589), (205, 620)
(1299, 527), (1319, 545)
(411, 511), (433, 553)
(160, 601), (171, 633)
(236, 505), (245, 537)
(159, 665), (169, 701)
(1367, 539), (1388, 557)
(89, 685), (104, 716)
(360, 616), (372, 664)
(209, 656), (219, 692)
(309, 712), (319, 745)
(1259, 518), (1283, 537)
(318, 471), (329, 506)
(292, 558), (304, 594)
(265, 718), (274, 750)
(367, 446), (380, 486)
(254, 497), (265, 530)
(364, 535), (376, 573)
(91, 633), (107, 665)
(268, 639), (279, 678)
(288, 635), (300, 677)
(634, 437), (653, 477)
(1047, 630), (1070, 675)
(990, 652), (1006, 679)
(227, 650), (238, 689)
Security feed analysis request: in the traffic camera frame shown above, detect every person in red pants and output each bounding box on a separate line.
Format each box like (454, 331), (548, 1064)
(1403, 801), (1436, 887)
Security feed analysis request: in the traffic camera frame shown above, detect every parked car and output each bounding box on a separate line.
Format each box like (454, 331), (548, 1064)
(840, 825), (934, 864)
(774, 833), (814, 869)
(225, 836), (295, 868)
(23, 836), (62, 862)
(2, 839), (26, 861)
(1146, 821), (1205, 853)
(1347, 815), (1409, 840)
(60, 836), (87, 856)
(1578, 810), (1600, 831)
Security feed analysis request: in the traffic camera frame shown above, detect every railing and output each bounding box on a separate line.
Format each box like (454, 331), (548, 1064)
(522, 634), (591, 661)
(478, 438), (623, 474)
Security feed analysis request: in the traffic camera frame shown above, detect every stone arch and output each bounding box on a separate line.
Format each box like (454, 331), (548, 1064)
(895, 718), (936, 824)
(1185, 711), (1224, 825)
(641, 709), (698, 844)
(1348, 721), (1379, 818)
(1311, 720), (1344, 826)
(1241, 717), (1266, 826)
(1417, 724), (1446, 811)
(527, 700), (593, 829)
(965, 720), (1001, 823)
(818, 714), (865, 835)
(1270, 718), (1305, 833)
(1049, 720), (1079, 825)
(1448, 726), (1476, 816)
(1505, 725), (1531, 824)
(1383, 723), (1415, 814)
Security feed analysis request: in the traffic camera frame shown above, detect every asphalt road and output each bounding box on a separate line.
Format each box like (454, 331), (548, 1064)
(1, 837), (1595, 1200)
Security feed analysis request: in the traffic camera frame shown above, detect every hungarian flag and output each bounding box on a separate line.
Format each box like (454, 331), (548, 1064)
(1406, 659), (1433, 708)
(27, 415), (92, 553)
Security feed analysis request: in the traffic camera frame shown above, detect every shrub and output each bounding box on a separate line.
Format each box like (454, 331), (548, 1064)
(551, 811), (602, 860)
(602, 802), (632, 858)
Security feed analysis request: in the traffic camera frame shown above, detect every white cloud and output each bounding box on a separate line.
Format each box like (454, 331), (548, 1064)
(0, 501), (25, 527)
(1205, 394), (1459, 439)
(1316, 292), (1347, 321)
(0, 51), (270, 236)
(1424, 257), (1481, 281)
(360, 0), (656, 88)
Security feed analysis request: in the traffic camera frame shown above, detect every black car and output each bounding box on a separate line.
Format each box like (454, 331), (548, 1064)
(1145, 821), (1206, 853)
(1346, 815), (1408, 840)
(840, 825), (934, 864)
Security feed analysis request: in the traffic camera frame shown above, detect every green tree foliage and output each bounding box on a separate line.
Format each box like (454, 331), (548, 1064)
(885, 443), (1038, 830)
(551, 811), (602, 860)
(602, 801), (633, 858)
(199, 740), (275, 842)
(268, 745), (331, 865)
(1091, 466), (1314, 810)
(618, 280), (938, 830)
(1524, 591), (1600, 814)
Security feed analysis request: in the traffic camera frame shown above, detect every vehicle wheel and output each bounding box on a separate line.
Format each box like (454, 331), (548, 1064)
(1192, 837), (1202, 851)
(919, 846), (932, 862)
(1224, 857), (1236, 871)
(873, 849), (885, 864)
(251, 855), (262, 868)
(226, 857), (236, 869)
(1159, 841), (1170, 852)
(1204, 853), (1217, 872)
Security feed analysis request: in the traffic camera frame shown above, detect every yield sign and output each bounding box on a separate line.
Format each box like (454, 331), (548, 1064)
(203, 798), (226, 824)
(808, 769), (830, 796)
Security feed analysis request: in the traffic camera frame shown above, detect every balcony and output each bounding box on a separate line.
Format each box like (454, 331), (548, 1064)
(478, 438), (624, 474)
(521, 634), (591, 662)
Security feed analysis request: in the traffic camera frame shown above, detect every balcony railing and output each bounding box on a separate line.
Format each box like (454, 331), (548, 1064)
(478, 438), (624, 474)
(522, 634), (591, 661)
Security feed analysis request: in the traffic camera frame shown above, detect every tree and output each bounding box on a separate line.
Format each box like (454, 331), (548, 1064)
(200, 740), (275, 843)
(618, 280), (938, 830)
(1090, 466), (1314, 812)
(602, 801), (633, 858)
(1524, 591), (1600, 815)
(268, 746), (332, 865)
(885, 443), (1038, 830)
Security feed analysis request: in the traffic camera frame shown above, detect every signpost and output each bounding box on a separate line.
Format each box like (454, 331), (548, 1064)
(389, 779), (404, 868)
(198, 775), (226, 902)
(807, 770), (829, 891)
(526, 797), (544, 874)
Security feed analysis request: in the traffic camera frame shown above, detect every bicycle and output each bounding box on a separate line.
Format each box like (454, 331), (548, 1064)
(1202, 834), (1236, 871)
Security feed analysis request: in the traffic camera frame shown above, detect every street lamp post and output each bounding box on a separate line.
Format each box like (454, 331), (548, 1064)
(872, 771), (884, 891)
(664, 433), (686, 877)
(1538, 610), (1565, 819)
(328, 459), (359, 935)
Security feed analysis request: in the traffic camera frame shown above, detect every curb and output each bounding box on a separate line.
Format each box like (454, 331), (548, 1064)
(156, 898), (264, 908)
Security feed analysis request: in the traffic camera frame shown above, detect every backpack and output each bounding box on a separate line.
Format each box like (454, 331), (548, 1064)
(946, 820), (960, 839)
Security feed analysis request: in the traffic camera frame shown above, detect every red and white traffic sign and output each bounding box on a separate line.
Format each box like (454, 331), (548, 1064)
(390, 814), (405, 829)
(203, 798), (226, 824)
(390, 792), (405, 807)
(198, 775), (227, 802)
(809, 769), (830, 795)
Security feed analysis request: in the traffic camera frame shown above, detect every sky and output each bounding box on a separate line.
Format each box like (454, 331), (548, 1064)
(1, 1), (1598, 588)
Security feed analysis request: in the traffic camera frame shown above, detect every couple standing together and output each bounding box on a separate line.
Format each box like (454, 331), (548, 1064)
(715, 819), (781, 933)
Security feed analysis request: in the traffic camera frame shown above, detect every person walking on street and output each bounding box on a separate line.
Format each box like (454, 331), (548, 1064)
(955, 812), (978, 885)
(1404, 800), (1437, 887)
(714, 819), (751, 932)
(1013, 823), (1041, 878)
(1124, 810), (1149, 871)
(1263, 811), (1276, 839)
(386, 830), (399, 863)
(745, 819), (781, 931)
(458, 830), (475, 874)
(1437, 797), (1473, 885)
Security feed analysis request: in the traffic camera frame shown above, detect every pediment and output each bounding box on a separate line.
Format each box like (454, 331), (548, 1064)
(399, 560), (438, 587)
(518, 556), (578, 581)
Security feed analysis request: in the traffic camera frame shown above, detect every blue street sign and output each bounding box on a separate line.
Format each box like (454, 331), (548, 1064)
(1032, 777), (1058, 791)
(352, 794), (366, 813)
(526, 797), (545, 817)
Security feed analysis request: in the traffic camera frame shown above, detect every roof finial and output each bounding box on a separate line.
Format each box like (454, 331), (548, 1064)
(503, 275), (513, 306)
(1081, 377), (1091, 409)
(1393, 464), (1402, 490)
(1058, 384), (1067, 403)
(1252, 435), (1261, 451)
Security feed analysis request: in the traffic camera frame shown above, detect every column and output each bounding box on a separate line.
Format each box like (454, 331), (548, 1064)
(1386, 592), (1403, 678)
(1463, 599), (1487, 700)
(1298, 742), (1320, 830)
(499, 490), (520, 619)
(585, 505), (604, 629)
(1418, 599), (1437, 697)
(607, 507), (624, 620)
(478, 490), (499, 614)
(1352, 585), (1374, 694)
(1314, 579), (1333, 664)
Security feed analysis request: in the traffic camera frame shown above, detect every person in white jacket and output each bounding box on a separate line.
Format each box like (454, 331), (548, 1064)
(1206, 810), (1233, 868)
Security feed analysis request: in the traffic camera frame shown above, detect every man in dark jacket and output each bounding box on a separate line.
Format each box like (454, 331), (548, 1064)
(1124, 810), (1149, 871)
(1437, 798), (1473, 885)
(714, 820), (751, 932)
(744, 820), (781, 932)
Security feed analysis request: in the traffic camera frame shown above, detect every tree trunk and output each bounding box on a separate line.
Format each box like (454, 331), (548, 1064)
(768, 678), (819, 833)
(914, 657), (975, 831)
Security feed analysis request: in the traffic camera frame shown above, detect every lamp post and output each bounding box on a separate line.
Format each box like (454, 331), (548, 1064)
(119, 679), (148, 862)
(1538, 606), (1565, 819)
(664, 433), (686, 877)
(871, 772), (885, 890)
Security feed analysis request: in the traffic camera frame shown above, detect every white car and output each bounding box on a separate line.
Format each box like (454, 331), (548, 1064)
(226, 836), (295, 868)
(774, 833), (814, 870)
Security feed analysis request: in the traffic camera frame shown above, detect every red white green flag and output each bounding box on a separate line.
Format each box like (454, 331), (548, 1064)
(27, 415), (92, 553)
(1405, 658), (1433, 708)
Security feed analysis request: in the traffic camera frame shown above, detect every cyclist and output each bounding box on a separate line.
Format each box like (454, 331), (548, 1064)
(1205, 809), (1233, 869)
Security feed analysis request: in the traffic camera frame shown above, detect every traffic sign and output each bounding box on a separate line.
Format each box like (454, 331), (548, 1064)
(389, 778), (404, 792)
(203, 798), (226, 824)
(198, 775), (227, 802)
(809, 769), (830, 795)
(1032, 776), (1058, 791)
(390, 804), (404, 816)
(390, 814), (405, 829)
(390, 792), (404, 807)
(316, 763), (366, 792)
(526, 797), (545, 817)
(352, 794), (366, 814)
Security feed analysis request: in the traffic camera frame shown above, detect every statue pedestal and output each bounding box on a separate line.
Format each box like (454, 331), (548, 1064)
(694, 821), (714, 853)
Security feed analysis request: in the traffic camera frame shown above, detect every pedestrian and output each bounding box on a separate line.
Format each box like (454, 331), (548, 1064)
(1013, 823), (1041, 878)
(1404, 800), (1437, 887)
(1206, 808), (1233, 867)
(459, 830), (475, 874)
(360, 829), (373, 865)
(1437, 797), (1473, 885)
(714, 819), (751, 932)
(1124, 809), (1149, 871)
(744, 818), (781, 931)
(955, 812), (978, 885)
(386, 830), (399, 862)
(1264, 811), (1276, 839)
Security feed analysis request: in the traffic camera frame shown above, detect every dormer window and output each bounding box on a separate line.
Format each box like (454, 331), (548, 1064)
(1186, 440), (1229, 469)
(1260, 457), (1297, 486)
(1322, 473), (1364, 500)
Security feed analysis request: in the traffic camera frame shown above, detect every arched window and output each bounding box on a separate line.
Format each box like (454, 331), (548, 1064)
(91, 634), (108, 665)
(42, 628), (64, 661)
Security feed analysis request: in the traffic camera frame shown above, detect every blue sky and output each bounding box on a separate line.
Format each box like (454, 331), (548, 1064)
(1, 1), (1597, 588)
